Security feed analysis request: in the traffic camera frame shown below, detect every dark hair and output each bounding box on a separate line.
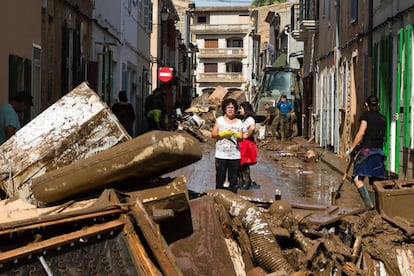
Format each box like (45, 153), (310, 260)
(119, 91), (127, 102)
(365, 95), (379, 112)
(281, 94), (287, 99)
(13, 91), (33, 106)
(240, 101), (255, 119)
(153, 88), (162, 95)
(221, 98), (238, 113)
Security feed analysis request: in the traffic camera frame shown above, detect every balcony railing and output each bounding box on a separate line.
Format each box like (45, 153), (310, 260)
(292, 0), (319, 41)
(291, 4), (307, 41)
(198, 72), (245, 83)
(191, 24), (251, 34)
(299, 0), (318, 21)
(198, 48), (246, 58)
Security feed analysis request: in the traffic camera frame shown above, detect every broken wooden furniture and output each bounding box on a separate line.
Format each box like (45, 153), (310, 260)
(0, 180), (191, 275)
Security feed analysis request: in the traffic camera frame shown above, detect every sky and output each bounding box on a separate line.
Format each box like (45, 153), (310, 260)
(194, 0), (251, 7)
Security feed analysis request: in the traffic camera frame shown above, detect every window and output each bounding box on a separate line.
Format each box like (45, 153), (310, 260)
(204, 63), (217, 72)
(322, 0), (326, 17)
(9, 54), (32, 124)
(205, 39), (218, 48)
(148, 2), (153, 32)
(327, 0), (331, 23)
(197, 16), (207, 23)
(350, 0), (358, 23)
(143, 0), (148, 25)
(227, 38), (243, 48)
(32, 44), (41, 115)
(226, 62), (242, 73)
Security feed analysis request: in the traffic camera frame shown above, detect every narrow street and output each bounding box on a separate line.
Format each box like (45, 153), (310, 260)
(165, 136), (363, 209)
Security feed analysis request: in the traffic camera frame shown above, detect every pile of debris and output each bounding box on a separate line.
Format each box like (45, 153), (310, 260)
(175, 85), (248, 143)
(0, 83), (413, 275)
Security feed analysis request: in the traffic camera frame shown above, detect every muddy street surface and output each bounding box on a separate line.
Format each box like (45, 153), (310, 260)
(165, 138), (363, 208)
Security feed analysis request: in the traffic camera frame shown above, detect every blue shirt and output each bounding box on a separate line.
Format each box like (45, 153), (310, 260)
(276, 100), (294, 115)
(0, 103), (20, 144)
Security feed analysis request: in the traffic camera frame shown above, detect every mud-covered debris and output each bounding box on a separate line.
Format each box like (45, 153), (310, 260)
(198, 191), (414, 275)
(304, 150), (316, 162)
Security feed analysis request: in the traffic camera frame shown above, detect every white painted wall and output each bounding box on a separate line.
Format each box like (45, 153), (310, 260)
(92, 0), (151, 135)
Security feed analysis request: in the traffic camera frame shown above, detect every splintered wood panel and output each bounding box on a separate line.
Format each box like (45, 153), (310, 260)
(0, 82), (130, 202)
(130, 200), (183, 276)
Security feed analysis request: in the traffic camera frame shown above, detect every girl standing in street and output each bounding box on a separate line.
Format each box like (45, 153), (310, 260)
(347, 95), (386, 210)
(211, 98), (243, 193)
(238, 102), (259, 189)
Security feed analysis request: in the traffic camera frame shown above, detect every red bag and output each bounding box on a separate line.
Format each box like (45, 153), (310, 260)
(239, 138), (258, 166)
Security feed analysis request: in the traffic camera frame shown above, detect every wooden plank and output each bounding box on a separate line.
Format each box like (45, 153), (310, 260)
(0, 219), (125, 264)
(120, 214), (162, 276)
(208, 85), (227, 102)
(0, 189), (124, 231)
(0, 209), (122, 235)
(135, 175), (189, 204)
(130, 199), (183, 276)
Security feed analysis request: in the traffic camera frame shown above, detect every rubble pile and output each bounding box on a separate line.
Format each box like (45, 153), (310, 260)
(174, 85), (247, 143)
(176, 191), (413, 275)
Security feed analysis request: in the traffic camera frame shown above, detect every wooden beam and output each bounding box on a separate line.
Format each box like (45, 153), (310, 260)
(0, 209), (122, 235)
(0, 219), (124, 264)
(130, 199), (183, 276)
(120, 214), (162, 276)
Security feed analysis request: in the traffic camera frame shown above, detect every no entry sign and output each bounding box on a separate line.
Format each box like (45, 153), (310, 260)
(158, 67), (173, 82)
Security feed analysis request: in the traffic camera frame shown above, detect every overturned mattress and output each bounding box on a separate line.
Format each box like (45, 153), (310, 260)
(0, 82), (130, 201)
(31, 131), (202, 204)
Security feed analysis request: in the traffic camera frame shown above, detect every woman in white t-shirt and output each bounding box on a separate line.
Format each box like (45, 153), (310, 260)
(238, 102), (258, 189)
(211, 98), (243, 193)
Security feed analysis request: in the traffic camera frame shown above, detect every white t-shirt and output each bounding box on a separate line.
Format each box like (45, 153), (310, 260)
(241, 116), (255, 134)
(215, 116), (243, 160)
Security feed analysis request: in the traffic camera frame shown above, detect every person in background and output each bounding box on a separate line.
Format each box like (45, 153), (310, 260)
(275, 95), (295, 141)
(347, 95), (386, 210)
(211, 98), (243, 193)
(145, 88), (164, 131)
(263, 41), (275, 65)
(112, 90), (135, 136)
(0, 91), (34, 145)
(261, 103), (277, 139)
(238, 102), (259, 190)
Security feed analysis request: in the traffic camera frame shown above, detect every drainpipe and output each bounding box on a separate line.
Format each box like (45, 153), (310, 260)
(334, 0), (340, 153)
(284, 26), (290, 67)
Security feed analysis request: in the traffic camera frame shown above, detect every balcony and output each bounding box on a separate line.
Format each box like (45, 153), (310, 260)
(198, 72), (245, 83)
(292, 0), (319, 41)
(198, 48), (246, 58)
(191, 24), (251, 34)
